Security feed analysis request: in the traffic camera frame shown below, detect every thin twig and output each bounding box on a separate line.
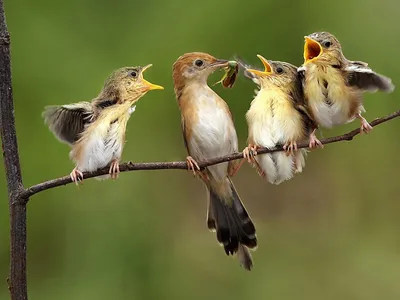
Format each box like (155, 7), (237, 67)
(20, 109), (400, 201)
(0, 0), (28, 299)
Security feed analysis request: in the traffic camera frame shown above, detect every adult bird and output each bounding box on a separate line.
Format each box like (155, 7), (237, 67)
(173, 52), (257, 270)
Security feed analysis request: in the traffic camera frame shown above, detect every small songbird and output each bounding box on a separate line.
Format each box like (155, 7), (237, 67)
(299, 31), (394, 133)
(238, 55), (319, 184)
(43, 65), (163, 183)
(172, 52), (257, 270)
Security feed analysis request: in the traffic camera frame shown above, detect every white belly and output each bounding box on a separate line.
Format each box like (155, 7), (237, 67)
(250, 110), (286, 148)
(310, 100), (351, 128)
(72, 119), (126, 172)
(188, 97), (238, 182)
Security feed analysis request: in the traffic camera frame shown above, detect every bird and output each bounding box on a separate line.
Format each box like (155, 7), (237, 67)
(172, 52), (257, 270)
(298, 31), (394, 134)
(43, 65), (163, 183)
(237, 54), (320, 184)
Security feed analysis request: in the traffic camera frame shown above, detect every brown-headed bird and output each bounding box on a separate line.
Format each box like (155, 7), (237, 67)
(239, 55), (319, 184)
(299, 31), (394, 133)
(172, 52), (257, 270)
(43, 65), (163, 183)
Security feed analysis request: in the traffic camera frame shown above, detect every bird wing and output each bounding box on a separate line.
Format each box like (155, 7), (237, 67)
(291, 74), (318, 130)
(92, 98), (119, 110)
(345, 61), (394, 93)
(43, 102), (94, 145)
(181, 116), (190, 155)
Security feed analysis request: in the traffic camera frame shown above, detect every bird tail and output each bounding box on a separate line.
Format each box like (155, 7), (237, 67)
(256, 150), (307, 185)
(207, 178), (257, 270)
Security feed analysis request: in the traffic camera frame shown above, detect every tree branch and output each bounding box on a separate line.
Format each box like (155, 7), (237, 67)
(0, 0), (28, 299)
(21, 109), (400, 202)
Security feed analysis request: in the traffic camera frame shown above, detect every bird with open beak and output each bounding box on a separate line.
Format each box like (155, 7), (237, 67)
(238, 55), (319, 184)
(173, 52), (257, 270)
(43, 65), (163, 183)
(299, 31), (394, 133)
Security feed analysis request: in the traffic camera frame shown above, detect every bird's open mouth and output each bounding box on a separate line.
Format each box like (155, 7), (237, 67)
(246, 54), (272, 76)
(141, 64), (164, 91)
(304, 37), (322, 62)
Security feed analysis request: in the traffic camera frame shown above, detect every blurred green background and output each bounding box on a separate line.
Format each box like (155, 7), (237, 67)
(1, 0), (400, 299)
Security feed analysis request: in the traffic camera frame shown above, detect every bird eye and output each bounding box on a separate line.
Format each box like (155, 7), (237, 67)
(323, 41), (331, 48)
(130, 71), (138, 78)
(276, 67), (283, 74)
(194, 59), (204, 67)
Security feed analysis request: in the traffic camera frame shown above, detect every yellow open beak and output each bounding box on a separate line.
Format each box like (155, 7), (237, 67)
(304, 37), (323, 63)
(246, 54), (272, 76)
(141, 64), (164, 91)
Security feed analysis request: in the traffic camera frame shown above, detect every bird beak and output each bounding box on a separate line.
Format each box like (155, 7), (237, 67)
(246, 54), (272, 76)
(304, 36), (323, 63)
(209, 59), (230, 69)
(141, 64), (164, 91)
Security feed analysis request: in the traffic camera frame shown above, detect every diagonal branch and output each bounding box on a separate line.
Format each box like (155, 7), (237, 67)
(21, 109), (400, 201)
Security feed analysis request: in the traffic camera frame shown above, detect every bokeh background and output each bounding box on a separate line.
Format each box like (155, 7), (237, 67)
(1, 0), (400, 299)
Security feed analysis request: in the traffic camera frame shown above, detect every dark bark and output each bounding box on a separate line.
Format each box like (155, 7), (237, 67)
(0, 0), (28, 299)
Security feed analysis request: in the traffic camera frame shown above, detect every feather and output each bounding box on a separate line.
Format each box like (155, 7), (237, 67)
(43, 102), (93, 145)
(345, 62), (394, 93)
(94, 98), (119, 110)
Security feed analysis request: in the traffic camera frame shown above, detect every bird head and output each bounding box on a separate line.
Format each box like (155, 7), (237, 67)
(172, 52), (231, 92)
(100, 65), (164, 103)
(303, 32), (344, 66)
(246, 55), (299, 90)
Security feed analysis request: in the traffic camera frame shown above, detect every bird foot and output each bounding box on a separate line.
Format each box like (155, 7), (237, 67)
(186, 156), (209, 182)
(186, 156), (200, 175)
(309, 130), (323, 149)
(283, 141), (298, 156)
(229, 144), (259, 177)
(109, 160), (120, 180)
(70, 167), (84, 185)
(358, 115), (373, 134)
(242, 144), (266, 178)
(243, 144), (258, 162)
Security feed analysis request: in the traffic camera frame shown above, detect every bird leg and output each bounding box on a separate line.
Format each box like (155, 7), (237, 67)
(242, 144), (266, 178)
(186, 156), (209, 182)
(309, 129), (323, 149)
(70, 167), (84, 185)
(228, 159), (244, 177)
(109, 159), (120, 180)
(228, 158), (245, 177)
(283, 141), (298, 156)
(357, 112), (373, 134)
